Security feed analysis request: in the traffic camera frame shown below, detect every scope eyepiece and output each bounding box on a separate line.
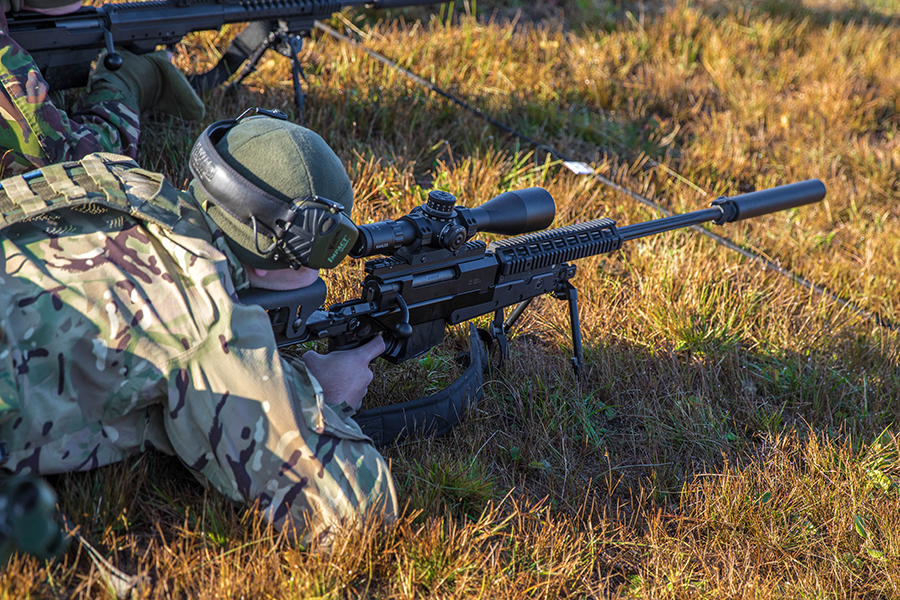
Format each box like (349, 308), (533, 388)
(350, 219), (416, 258)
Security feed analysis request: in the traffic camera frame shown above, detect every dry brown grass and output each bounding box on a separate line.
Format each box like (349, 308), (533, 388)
(4, 0), (900, 597)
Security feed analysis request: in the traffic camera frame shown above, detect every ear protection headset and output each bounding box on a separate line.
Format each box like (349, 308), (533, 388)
(188, 108), (358, 270)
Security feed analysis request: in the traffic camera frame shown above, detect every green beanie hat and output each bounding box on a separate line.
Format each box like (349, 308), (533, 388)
(192, 116), (354, 270)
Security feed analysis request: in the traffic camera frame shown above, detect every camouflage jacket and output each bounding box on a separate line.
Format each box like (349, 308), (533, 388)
(0, 154), (397, 543)
(0, 13), (140, 178)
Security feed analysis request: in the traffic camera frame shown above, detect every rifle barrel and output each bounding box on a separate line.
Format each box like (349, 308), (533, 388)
(619, 179), (825, 241)
(618, 208), (723, 241)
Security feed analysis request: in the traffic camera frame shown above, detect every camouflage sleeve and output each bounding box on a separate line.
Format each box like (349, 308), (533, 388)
(162, 301), (398, 546)
(0, 31), (140, 177)
(0, 324), (19, 430)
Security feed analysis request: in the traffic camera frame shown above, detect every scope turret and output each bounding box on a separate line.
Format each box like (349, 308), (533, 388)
(350, 187), (556, 258)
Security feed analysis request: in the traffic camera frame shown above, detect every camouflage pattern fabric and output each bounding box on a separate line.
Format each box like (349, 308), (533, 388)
(0, 154), (397, 544)
(0, 21), (140, 178)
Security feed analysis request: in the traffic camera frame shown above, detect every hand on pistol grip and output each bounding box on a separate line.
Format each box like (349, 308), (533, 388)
(302, 335), (385, 412)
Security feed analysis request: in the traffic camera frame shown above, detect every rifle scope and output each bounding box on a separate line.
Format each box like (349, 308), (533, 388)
(350, 187), (556, 258)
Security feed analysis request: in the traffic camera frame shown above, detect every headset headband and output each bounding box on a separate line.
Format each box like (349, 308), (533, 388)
(190, 113), (298, 230)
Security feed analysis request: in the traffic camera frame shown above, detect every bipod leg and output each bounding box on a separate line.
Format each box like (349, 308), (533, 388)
(274, 33), (308, 122)
(556, 282), (584, 378)
(503, 298), (534, 332)
(290, 43), (307, 122)
(191, 20), (274, 92)
(223, 36), (274, 93)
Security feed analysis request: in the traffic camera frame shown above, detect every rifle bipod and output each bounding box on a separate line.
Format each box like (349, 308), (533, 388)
(226, 21), (309, 121)
(189, 20), (310, 120)
(479, 281), (586, 378)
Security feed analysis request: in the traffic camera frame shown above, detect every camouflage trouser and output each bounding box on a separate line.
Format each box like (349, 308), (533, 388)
(0, 30), (140, 178)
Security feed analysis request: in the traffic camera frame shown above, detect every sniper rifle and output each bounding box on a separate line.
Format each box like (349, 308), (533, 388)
(238, 179), (826, 446)
(6, 0), (445, 114)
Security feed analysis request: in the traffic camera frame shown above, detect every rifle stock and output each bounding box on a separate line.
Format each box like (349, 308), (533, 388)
(238, 179), (826, 372)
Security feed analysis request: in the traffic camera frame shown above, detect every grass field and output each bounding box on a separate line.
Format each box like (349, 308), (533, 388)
(3, 0), (900, 597)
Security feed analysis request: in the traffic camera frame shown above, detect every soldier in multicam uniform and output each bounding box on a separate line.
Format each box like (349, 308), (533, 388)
(0, 0), (205, 177)
(0, 111), (398, 545)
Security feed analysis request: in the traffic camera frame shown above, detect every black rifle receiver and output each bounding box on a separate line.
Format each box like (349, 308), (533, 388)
(7, 0), (446, 112)
(238, 179), (826, 370)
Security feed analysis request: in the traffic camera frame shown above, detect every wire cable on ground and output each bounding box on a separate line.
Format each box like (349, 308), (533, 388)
(314, 20), (896, 333)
